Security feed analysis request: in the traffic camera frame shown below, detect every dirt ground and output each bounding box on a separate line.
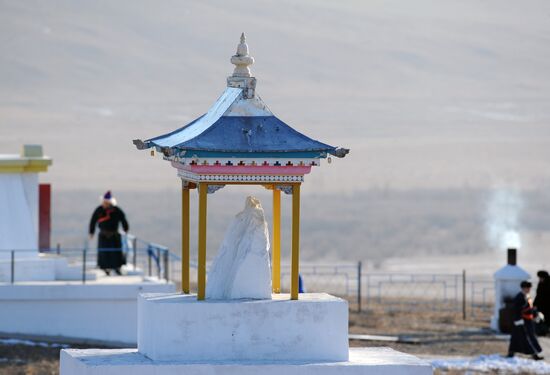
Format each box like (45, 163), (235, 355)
(0, 342), (60, 375)
(0, 304), (523, 375)
(0, 341), (113, 375)
(349, 303), (509, 357)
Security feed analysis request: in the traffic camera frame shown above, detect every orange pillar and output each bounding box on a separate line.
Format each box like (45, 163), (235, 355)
(181, 183), (190, 293)
(197, 183), (208, 300)
(272, 188), (281, 293)
(290, 184), (301, 300)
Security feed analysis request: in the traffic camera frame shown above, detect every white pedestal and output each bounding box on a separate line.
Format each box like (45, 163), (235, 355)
(60, 347), (433, 374)
(0, 281), (175, 346)
(138, 293), (349, 362)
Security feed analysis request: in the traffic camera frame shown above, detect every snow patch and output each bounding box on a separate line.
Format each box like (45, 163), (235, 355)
(0, 357), (26, 364)
(0, 338), (69, 348)
(431, 354), (550, 374)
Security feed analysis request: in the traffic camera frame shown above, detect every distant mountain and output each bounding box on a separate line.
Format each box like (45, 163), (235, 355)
(3, 1), (549, 267)
(1, 0), (550, 193)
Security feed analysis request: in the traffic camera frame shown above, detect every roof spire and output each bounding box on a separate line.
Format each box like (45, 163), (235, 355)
(227, 33), (257, 98)
(230, 32), (254, 78)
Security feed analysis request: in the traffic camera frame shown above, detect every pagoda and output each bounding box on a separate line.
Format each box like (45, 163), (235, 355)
(133, 33), (349, 301)
(61, 34), (432, 375)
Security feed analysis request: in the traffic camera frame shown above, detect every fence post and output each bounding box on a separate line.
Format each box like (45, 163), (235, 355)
(357, 261), (362, 313)
(132, 237), (137, 270)
(462, 269), (466, 320)
(82, 249), (87, 284)
(148, 248), (152, 277)
(11, 250), (15, 284)
(157, 248), (161, 278)
(164, 250), (169, 282)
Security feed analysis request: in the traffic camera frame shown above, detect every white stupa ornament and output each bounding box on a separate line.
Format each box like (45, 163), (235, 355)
(227, 33), (257, 98)
(231, 33), (254, 77)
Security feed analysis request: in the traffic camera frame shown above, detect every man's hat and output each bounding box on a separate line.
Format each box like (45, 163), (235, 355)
(520, 280), (532, 288)
(100, 190), (117, 205)
(537, 270), (549, 278)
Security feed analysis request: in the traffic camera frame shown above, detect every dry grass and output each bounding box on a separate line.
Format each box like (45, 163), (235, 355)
(0, 343), (61, 375)
(349, 301), (508, 357)
(0, 342), (109, 375)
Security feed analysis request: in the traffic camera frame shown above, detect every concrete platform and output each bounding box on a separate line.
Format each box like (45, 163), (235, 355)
(60, 347), (433, 374)
(139, 292), (348, 362)
(0, 272), (175, 346)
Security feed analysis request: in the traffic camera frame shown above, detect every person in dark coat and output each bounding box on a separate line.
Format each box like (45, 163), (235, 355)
(89, 191), (129, 276)
(534, 270), (550, 336)
(507, 281), (544, 360)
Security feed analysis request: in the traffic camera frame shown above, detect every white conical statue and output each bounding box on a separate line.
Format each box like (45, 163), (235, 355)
(230, 32), (254, 78)
(206, 196), (272, 300)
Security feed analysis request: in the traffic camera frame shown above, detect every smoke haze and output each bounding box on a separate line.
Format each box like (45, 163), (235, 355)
(485, 188), (523, 251)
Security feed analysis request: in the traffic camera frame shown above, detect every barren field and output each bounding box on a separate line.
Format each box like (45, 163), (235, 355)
(349, 303), (508, 357)
(0, 340), (101, 375)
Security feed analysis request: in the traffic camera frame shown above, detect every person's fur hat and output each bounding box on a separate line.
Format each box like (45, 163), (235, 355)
(100, 190), (117, 206)
(520, 280), (532, 289)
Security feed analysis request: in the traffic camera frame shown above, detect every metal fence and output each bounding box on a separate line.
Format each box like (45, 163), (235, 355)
(1, 238), (495, 318)
(281, 263), (360, 297)
(468, 278), (495, 317)
(363, 272), (462, 310)
(281, 262), (494, 317)
(279, 262), (494, 317)
(0, 234), (177, 284)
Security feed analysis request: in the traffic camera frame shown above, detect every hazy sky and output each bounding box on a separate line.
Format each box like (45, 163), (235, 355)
(1, 0), (550, 194)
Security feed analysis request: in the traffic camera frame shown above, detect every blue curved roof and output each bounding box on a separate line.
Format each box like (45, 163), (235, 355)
(148, 115), (334, 154)
(141, 87), (337, 158)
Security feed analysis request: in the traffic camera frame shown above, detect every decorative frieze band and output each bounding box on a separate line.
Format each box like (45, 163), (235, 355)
(177, 169), (304, 183)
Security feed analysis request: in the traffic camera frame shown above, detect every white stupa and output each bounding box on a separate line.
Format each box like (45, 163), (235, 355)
(0, 144), (50, 258)
(0, 144), (86, 281)
(0, 145), (175, 346)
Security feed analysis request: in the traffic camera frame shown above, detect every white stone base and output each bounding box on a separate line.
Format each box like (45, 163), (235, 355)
(60, 347), (433, 374)
(138, 293), (348, 362)
(0, 280), (175, 345)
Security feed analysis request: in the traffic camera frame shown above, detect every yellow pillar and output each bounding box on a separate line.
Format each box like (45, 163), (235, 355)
(181, 183), (190, 294)
(290, 184), (301, 300)
(272, 188), (281, 293)
(197, 183), (208, 300)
